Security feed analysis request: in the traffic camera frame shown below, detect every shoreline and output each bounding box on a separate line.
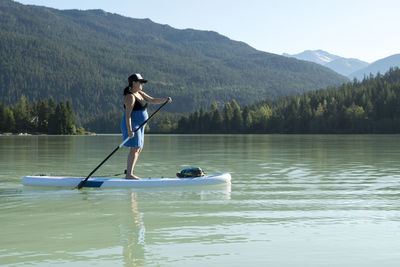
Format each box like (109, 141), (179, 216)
(2, 132), (400, 136)
(0, 132), (97, 136)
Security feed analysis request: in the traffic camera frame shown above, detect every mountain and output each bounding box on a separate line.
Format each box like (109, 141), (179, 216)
(349, 54), (400, 80)
(325, 58), (369, 77)
(284, 50), (369, 77)
(283, 50), (340, 65)
(0, 0), (348, 121)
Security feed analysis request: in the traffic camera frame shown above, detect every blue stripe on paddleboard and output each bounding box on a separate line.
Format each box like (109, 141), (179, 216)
(83, 180), (104, 188)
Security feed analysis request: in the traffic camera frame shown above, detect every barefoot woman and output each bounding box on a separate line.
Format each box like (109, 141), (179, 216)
(121, 73), (172, 179)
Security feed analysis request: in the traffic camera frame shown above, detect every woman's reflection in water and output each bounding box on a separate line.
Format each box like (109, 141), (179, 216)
(120, 185), (232, 266)
(122, 192), (146, 266)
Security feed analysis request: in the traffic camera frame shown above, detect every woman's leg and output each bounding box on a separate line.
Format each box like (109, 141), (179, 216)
(126, 147), (141, 179)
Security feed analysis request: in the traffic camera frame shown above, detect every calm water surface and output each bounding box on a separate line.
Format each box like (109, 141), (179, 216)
(1, 135), (400, 266)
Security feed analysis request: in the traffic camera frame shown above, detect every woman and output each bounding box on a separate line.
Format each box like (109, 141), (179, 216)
(121, 73), (172, 179)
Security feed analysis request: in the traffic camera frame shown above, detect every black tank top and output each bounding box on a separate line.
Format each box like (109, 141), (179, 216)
(124, 93), (148, 110)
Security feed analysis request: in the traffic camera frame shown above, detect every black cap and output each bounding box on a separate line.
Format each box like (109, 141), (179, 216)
(128, 73), (148, 84)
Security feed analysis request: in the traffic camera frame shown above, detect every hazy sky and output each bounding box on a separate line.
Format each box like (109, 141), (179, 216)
(15, 0), (400, 63)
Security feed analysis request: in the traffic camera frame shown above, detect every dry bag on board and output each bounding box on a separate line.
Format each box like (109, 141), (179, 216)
(176, 167), (205, 178)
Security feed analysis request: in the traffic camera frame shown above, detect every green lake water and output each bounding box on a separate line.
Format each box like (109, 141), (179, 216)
(1, 134), (400, 266)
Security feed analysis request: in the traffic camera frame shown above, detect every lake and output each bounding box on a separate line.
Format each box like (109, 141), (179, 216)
(1, 134), (400, 266)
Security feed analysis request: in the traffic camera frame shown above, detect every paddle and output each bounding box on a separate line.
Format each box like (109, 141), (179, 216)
(76, 100), (169, 189)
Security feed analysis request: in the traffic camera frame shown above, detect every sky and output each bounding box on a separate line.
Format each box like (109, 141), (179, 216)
(15, 0), (400, 63)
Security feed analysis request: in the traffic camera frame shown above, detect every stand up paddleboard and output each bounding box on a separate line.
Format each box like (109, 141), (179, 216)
(22, 173), (231, 188)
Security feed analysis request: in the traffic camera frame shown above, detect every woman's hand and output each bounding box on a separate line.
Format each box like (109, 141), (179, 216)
(128, 130), (135, 138)
(166, 97), (172, 103)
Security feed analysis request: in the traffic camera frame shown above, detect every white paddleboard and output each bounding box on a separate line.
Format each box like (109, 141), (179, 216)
(22, 173), (231, 188)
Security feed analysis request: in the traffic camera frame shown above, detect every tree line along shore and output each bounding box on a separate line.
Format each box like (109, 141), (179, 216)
(172, 68), (400, 134)
(86, 68), (400, 134)
(1, 68), (400, 135)
(0, 96), (85, 135)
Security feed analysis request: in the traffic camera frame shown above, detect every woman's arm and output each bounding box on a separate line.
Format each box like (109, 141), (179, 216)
(139, 91), (172, 104)
(124, 94), (135, 138)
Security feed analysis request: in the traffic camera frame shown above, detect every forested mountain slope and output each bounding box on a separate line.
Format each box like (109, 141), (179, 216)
(0, 0), (348, 121)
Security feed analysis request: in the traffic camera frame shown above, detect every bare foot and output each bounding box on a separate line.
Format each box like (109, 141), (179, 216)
(126, 174), (141, 180)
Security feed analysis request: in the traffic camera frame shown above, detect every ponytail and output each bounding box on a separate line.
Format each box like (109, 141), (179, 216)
(124, 79), (136, 95)
(123, 86), (131, 96)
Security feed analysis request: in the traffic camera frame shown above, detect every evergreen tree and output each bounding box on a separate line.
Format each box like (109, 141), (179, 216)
(36, 99), (51, 132)
(13, 95), (31, 132)
(177, 115), (190, 133)
(53, 101), (75, 134)
(0, 103), (5, 132)
(209, 102), (223, 132)
(0, 103), (16, 132)
(222, 102), (234, 131)
(156, 117), (173, 133)
(198, 107), (206, 133)
(252, 105), (272, 132)
(242, 106), (253, 132)
(230, 100), (243, 133)
(65, 101), (76, 134)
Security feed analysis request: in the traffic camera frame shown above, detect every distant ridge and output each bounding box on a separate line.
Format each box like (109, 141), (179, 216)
(0, 0), (348, 120)
(349, 54), (400, 80)
(283, 50), (340, 65)
(284, 50), (369, 77)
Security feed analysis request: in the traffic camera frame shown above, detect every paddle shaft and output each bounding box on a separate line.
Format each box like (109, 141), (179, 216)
(77, 100), (169, 189)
